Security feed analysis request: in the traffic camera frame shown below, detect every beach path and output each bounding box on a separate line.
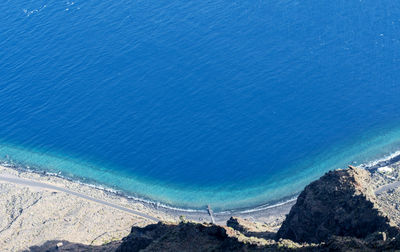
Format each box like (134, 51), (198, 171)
(0, 173), (160, 222)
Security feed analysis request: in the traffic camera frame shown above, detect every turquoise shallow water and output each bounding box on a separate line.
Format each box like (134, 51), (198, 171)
(2, 122), (400, 210)
(1, 0), (400, 210)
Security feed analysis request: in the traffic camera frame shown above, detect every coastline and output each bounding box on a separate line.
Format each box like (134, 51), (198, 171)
(2, 123), (400, 211)
(0, 143), (303, 210)
(2, 146), (400, 221)
(1, 151), (400, 250)
(0, 163), (293, 224)
(0, 163), (292, 250)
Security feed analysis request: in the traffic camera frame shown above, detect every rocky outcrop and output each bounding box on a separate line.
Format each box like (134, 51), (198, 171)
(276, 166), (399, 243)
(227, 216), (275, 239)
(116, 222), (248, 252)
(116, 221), (315, 252)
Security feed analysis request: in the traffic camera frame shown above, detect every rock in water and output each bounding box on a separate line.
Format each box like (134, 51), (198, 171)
(276, 166), (399, 243)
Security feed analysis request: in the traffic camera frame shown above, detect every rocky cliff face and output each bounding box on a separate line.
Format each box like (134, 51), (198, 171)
(276, 166), (399, 243)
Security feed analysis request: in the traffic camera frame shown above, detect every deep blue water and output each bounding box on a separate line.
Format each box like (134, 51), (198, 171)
(1, 0), (400, 210)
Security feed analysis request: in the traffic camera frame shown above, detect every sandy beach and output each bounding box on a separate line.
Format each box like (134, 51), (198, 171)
(0, 164), (292, 251)
(1, 152), (400, 251)
(0, 165), (174, 251)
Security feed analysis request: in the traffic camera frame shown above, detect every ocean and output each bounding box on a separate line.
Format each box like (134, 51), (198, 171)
(1, 0), (400, 210)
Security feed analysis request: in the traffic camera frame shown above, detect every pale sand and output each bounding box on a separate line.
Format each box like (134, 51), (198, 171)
(0, 165), (176, 251)
(0, 165), (292, 251)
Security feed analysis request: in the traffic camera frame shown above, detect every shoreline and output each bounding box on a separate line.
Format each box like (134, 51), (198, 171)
(1, 125), (400, 211)
(0, 143), (304, 211)
(0, 151), (303, 215)
(0, 163), (293, 226)
(1, 151), (400, 250)
(1, 147), (400, 223)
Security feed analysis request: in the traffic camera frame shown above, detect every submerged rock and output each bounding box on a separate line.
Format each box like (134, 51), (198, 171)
(276, 166), (399, 243)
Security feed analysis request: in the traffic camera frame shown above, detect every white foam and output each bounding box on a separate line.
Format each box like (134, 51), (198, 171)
(377, 166), (393, 173)
(237, 197), (297, 214)
(361, 150), (400, 168)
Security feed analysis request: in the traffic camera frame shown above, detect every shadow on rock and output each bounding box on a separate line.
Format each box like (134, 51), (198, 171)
(26, 222), (313, 252)
(116, 221), (314, 252)
(26, 240), (120, 252)
(226, 216), (276, 239)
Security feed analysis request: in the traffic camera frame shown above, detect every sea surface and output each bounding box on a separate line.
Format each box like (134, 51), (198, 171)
(1, 0), (400, 210)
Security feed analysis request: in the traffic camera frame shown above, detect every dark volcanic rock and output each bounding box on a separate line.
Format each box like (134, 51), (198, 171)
(227, 217), (249, 234)
(116, 222), (248, 252)
(277, 166), (399, 243)
(116, 221), (316, 252)
(321, 232), (400, 252)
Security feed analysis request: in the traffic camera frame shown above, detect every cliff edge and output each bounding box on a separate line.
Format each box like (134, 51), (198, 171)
(277, 166), (399, 243)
